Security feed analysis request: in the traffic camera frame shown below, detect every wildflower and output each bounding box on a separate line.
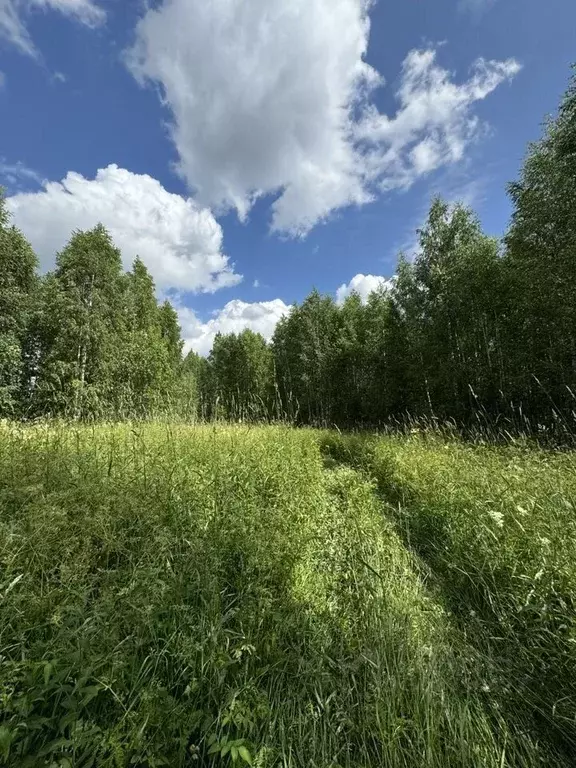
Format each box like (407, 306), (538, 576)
(487, 510), (504, 528)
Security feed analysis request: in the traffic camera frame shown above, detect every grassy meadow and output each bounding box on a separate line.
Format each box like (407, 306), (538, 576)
(0, 423), (575, 766)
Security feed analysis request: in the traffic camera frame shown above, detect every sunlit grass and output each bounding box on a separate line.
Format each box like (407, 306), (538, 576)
(0, 423), (573, 766)
(321, 429), (576, 763)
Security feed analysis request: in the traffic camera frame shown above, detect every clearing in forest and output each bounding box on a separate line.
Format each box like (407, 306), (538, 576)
(1, 423), (575, 767)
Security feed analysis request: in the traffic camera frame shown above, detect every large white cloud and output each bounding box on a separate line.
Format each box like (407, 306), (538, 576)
(127, 0), (520, 236)
(0, 0), (104, 57)
(7, 164), (241, 293)
(127, 0), (375, 236)
(336, 273), (393, 304)
(177, 298), (292, 357)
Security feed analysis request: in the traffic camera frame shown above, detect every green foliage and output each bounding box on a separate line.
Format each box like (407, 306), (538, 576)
(321, 429), (576, 762)
(267, 200), (503, 428)
(0, 193), (38, 416)
(503, 66), (576, 422)
(110, 262), (184, 418)
(31, 225), (126, 417)
(272, 289), (341, 424)
(0, 425), (573, 768)
(392, 198), (504, 422)
(205, 329), (273, 421)
(24, 231), (189, 420)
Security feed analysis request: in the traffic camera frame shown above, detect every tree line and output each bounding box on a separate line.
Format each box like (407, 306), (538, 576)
(1, 67), (575, 433)
(0, 218), (195, 420)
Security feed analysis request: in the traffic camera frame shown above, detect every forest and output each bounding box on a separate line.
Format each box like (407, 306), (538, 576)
(1, 69), (575, 437)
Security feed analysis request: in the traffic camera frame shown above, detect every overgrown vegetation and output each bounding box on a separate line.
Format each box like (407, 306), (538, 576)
(1, 422), (575, 767)
(321, 430), (576, 762)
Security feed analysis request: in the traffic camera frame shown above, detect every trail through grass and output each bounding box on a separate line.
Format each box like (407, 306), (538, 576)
(320, 430), (576, 764)
(0, 423), (574, 766)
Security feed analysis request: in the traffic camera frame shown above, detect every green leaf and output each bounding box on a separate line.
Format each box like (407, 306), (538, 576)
(0, 726), (13, 759)
(238, 746), (252, 765)
(43, 662), (54, 685)
(80, 685), (101, 707)
(37, 737), (71, 757)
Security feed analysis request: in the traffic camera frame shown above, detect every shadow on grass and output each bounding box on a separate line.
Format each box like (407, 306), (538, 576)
(317, 430), (576, 767)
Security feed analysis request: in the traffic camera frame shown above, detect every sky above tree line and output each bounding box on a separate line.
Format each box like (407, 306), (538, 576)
(0, 0), (574, 354)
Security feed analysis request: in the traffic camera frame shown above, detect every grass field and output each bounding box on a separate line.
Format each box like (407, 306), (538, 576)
(0, 423), (575, 767)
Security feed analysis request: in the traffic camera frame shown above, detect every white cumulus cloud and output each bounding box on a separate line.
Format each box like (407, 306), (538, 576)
(127, 0), (520, 236)
(7, 164), (242, 293)
(127, 0), (376, 236)
(336, 273), (393, 304)
(177, 298), (292, 356)
(0, 0), (104, 58)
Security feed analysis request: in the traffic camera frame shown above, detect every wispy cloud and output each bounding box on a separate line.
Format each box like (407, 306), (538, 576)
(0, 0), (105, 59)
(458, 0), (498, 17)
(0, 159), (44, 189)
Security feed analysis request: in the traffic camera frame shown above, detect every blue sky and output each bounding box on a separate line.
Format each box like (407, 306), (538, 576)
(0, 0), (574, 353)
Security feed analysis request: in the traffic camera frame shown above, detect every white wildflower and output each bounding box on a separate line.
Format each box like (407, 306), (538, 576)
(487, 510), (504, 528)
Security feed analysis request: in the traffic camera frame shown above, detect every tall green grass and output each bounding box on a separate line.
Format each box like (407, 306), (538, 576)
(320, 429), (576, 764)
(0, 422), (552, 767)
